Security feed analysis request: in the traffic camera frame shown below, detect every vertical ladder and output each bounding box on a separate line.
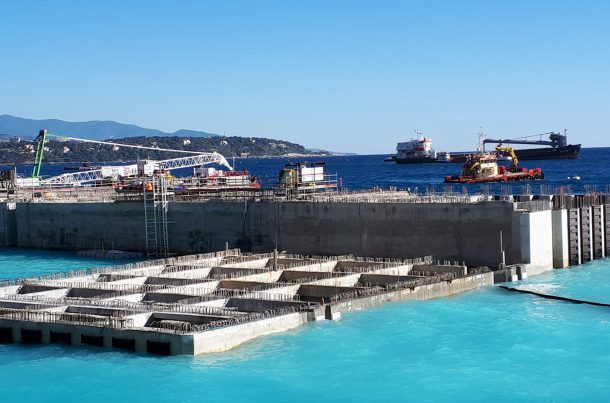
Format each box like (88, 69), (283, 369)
(143, 176), (169, 257)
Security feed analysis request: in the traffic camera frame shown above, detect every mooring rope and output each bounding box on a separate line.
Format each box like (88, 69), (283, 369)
(498, 285), (610, 307)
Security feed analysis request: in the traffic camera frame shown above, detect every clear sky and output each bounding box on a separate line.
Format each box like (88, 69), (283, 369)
(1, 0), (609, 153)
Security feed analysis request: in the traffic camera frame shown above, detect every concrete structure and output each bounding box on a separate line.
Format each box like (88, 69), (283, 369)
(0, 194), (550, 269)
(2, 191), (609, 275)
(552, 209), (569, 268)
(0, 249), (492, 355)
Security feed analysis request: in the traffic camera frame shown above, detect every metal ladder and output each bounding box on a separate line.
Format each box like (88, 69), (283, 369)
(143, 176), (169, 257)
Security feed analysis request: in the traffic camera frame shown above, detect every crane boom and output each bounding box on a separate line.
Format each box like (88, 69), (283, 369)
(45, 133), (211, 155)
(483, 131), (567, 148)
(32, 129), (48, 178)
(35, 130), (233, 187)
(39, 152), (232, 186)
(495, 144), (519, 172)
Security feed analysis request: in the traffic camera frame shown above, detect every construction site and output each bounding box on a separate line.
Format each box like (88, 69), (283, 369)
(0, 249), (493, 355)
(2, 130), (610, 355)
(1, 130), (609, 269)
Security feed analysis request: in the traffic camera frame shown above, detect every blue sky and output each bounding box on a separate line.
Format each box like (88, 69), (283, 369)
(1, 0), (609, 153)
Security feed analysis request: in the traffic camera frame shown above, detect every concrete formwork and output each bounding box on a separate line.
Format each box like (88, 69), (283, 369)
(568, 208), (581, 266)
(603, 204), (610, 256)
(581, 207), (593, 263)
(563, 205), (610, 267)
(592, 205), (605, 260)
(0, 250), (490, 355)
(0, 202), (17, 247)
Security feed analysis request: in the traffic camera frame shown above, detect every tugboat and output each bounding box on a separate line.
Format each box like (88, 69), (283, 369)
(444, 145), (544, 183)
(392, 132), (438, 164)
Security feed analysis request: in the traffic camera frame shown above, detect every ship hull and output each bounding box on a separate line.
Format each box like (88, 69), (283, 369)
(395, 157), (438, 164)
(450, 145), (581, 163)
(515, 144), (581, 160)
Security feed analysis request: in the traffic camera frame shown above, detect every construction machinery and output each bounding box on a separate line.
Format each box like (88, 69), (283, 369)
(444, 150), (544, 184)
(482, 130), (580, 160)
(32, 129), (48, 178)
(495, 144), (519, 173)
(22, 130), (233, 188)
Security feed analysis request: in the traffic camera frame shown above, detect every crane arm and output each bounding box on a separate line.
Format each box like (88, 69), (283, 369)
(39, 153), (233, 186)
(45, 133), (213, 155)
(495, 145), (519, 172)
(33, 129), (234, 186)
(157, 152), (232, 171)
(32, 129), (48, 178)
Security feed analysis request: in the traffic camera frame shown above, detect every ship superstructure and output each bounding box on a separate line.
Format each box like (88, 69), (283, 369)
(394, 132), (437, 164)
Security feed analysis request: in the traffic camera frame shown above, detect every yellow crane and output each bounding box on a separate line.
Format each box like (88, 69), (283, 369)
(495, 144), (519, 172)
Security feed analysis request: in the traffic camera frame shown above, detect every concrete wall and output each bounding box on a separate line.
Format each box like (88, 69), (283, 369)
(0, 202), (17, 247)
(0, 203), (6, 246)
(327, 272), (495, 318)
(192, 311), (309, 354)
(516, 210), (554, 274)
(168, 200), (521, 267)
(11, 200), (526, 267)
(552, 209), (569, 268)
(15, 202), (145, 250)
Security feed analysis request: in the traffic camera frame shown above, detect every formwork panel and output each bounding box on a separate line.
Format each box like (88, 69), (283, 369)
(581, 208), (592, 263)
(605, 205), (610, 256)
(568, 209), (581, 266)
(592, 206), (604, 259)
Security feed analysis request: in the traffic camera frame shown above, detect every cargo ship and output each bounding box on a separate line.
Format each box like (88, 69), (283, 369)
(387, 131), (580, 164)
(476, 131), (580, 162)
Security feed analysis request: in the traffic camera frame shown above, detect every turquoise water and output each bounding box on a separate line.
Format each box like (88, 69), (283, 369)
(0, 247), (136, 280)
(2, 249), (610, 402)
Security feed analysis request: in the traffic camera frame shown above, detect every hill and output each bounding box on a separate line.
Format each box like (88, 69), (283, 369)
(0, 115), (218, 140)
(0, 135), (319, 164)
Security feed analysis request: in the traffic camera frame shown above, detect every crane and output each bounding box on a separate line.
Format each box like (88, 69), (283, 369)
(32, 129), (48, 178)
(495, 144), (519, 173)
(483, 131), (568, 148)
(29, 130), (233, 187)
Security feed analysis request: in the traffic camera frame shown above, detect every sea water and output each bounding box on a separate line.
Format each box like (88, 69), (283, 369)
(1, 249), (610, 402)
(5, 147), (610, 194)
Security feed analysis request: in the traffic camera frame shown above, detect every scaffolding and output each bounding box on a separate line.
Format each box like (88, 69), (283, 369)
(143, 176), (170, 257)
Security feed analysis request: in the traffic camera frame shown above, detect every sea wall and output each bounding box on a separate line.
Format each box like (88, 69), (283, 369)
(11, 200), (527, 267)
(326, 271), (495, 320)
(168, 200), (521, 267)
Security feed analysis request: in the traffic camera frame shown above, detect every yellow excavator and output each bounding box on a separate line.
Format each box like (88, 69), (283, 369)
(495, 144), (519, 172)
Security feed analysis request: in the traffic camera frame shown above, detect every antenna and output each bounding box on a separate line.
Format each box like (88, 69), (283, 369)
(478, 128), (486, 152)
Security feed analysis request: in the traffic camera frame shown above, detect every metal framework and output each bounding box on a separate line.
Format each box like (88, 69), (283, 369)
(19, 129), (233, 187)
(32, 129), (48, 178)
(157, 153), (231, 171)
(144, 176), (170, 257)
(38, 152), (232, 187)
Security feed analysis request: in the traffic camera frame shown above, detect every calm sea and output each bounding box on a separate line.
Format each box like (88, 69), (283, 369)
(3, 147), (610, 194)
(2, 150), (610, 401)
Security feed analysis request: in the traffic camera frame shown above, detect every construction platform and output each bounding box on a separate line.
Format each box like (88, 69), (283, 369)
(0, 249), (493, 355)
